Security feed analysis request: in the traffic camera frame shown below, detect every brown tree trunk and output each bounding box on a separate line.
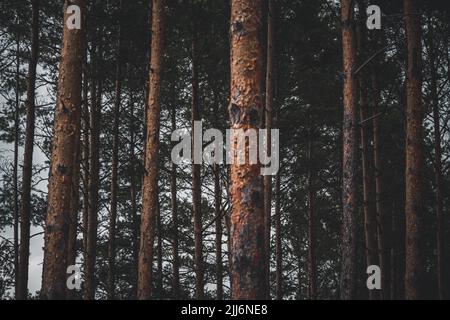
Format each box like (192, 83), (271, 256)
(65, 128), (81, 299)
(229, 0), (265, 300)
(17, 0), (40, 300)
(371, 73), (390, 300)
(427, 22), (445, 300)
(85, 60), (102, 300)
(41, 0), (85, 300)
(264, 0), (276, 300)
(137, 0), (165, 300)
(170, 105), (180, 299)
(340, 0), (358, 300)
(403, 0), (424, 300)
(356, 13), (379, 299)
(191, 31), (204, 300)
(307, 113), (317, 300)
(107, 10), (123, 298)
(13, 32), (20, 298)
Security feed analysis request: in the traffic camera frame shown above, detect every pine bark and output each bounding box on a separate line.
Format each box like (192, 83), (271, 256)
(41, 0), (85, 300)
(264, 0), (276, 300)
(137, 0), (165, 299)
(229, 0), (265, 300)
(340, 0), (358, 300)
(404, 0), (424, 300)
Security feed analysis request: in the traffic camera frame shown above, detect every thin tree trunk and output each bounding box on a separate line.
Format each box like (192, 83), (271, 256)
(214, 163), (223, 300)
(340, 0), (358, 300)
(129, 91), (139, 298)
(264, 0), (276, 300)
(85, 63), (102, 300)
(229, 0), (265, 299)
(274, 171), (282, 300)
(17, 0), (39, 300)
(156, 201), (163, 298)
(404, 0), (424, 300)
(427, 22), (445, 300)
(371, 72), (390, 300)
(137, 0), (165, 300)
(82, 64), (90, 270)
(356, 12), (379, 299)
(307, 113), (317, 300)
(41, 0), (85, 300)
(13, 31), (20, 298)
(191, 30), (204, 300)
(170, 105), (180, 299)
(107, 9), (123, 298)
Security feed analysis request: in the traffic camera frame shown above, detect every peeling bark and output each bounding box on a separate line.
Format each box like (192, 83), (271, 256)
(229, 0), (265, 300)
(41, 0), (85, 300)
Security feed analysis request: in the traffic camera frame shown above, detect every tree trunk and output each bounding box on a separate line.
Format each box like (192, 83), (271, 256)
(13, 32), (20, 298)
(356, 14), (379, 299)
(82, 64), (90, 273)
(65, 127), (81, 299)
(170, 105), (180, 299)
(137, 0), (165, 300)
(191, 31), (204, 300)
(107, 10), (123, 298)
(403, 0), (424, 300)
(274, 171), (282, 300)
(307, 114), (317, 300)
(340, 0), (358, 300)
(427, 22), (445, 300)
(156, 201), (163, 298)
(229, 0), (265, 300)
(17, 0), (39, 300)
(41, 0), (85, 300)
(85, 59), (102, 300)
(264, 0), (276, 300)
(214, 163), (223, 300)
(129, 91), (139, 298)
(371, 72), (390, 300)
